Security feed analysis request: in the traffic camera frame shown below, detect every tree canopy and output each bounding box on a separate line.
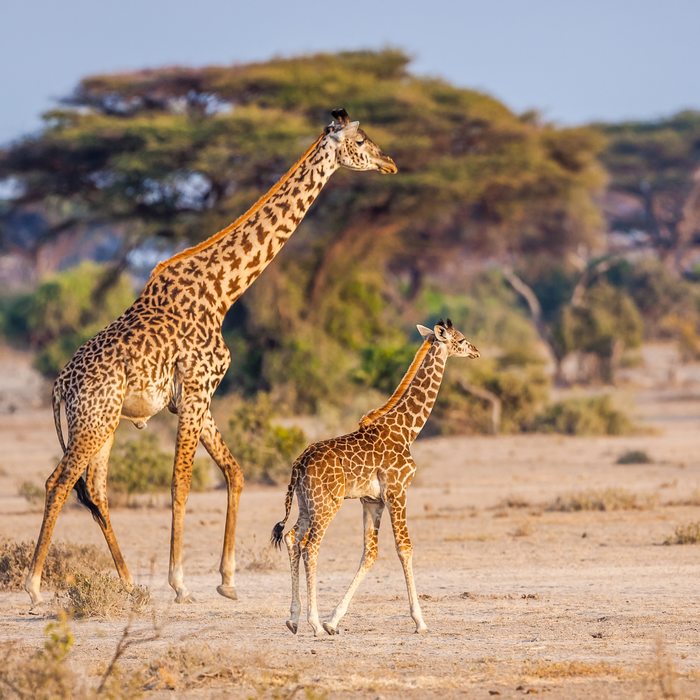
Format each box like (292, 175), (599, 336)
(0, 49), (606, 273)
(2, 50), (698, 422)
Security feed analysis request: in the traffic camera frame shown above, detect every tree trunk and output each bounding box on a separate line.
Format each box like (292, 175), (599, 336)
(456, 380), (502, 435)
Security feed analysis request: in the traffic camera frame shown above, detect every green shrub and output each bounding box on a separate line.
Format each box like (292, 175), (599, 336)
(109, 433), (210, 500)
(430, 358), (550, 435)
(0, 261), (135, 377)
(224, 393), (308, 484)
(353, 340), (417, 393)
(535, 395), (632, 435)
(555, 283), (643, 383)
(616, 449), (652, 464)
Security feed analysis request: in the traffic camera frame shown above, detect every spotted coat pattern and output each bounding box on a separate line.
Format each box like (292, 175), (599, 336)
(272, 320), (480, 635)
(24, 109), (397, 607)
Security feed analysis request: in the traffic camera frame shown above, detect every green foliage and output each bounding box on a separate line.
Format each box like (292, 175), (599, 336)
(604, 259), (699, 335)
(0, 261), (134, 377)
(1, 50), (604, 257)
(535, 395), (632, 436)
(432, 358), (550, 435)
(555, 282), (642, 381)
(600, 111), (700, 194)
(224, 393), (308, 484)
(109, 433), (210, 499)
(413, 277), (550, 435)
(353, 340), (417, 393)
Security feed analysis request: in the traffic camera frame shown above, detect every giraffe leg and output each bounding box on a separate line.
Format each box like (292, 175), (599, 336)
(302, 501), (341, 637)
(387, 493), (428, 633)
(169, 398), (208, 604)
(284, 508), (310, 634)
(324, 498), (384, 635)
(199, 411), (244, 600)
(24, 434), (109, 607)
(84, 432), (133, 587)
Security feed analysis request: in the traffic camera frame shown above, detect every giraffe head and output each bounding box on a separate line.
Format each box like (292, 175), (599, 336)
(326, 108), (398, 175)
(417, 319), (480, 359)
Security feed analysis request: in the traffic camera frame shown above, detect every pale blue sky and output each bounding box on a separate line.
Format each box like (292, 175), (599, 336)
(2, 0), (699, 144)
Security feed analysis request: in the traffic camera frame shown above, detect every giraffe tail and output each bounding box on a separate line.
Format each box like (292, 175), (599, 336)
(52, 382), (66, 453)
(54, 381), (107, 529)
(271, 463), (300, 549)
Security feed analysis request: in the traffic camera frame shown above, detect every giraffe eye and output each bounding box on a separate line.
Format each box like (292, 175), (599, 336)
(356, 138), (365, 146)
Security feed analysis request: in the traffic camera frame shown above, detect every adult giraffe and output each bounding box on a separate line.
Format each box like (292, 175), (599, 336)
(25, 108), (397, 608)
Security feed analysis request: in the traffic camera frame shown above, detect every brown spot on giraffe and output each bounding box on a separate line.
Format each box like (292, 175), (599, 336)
(271, 319), (479, 636)
(24, 108), (397, 609)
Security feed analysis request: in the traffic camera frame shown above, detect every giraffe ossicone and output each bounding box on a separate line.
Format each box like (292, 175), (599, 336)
(272, 319), (479, 636)
(24, 109), (396, 609)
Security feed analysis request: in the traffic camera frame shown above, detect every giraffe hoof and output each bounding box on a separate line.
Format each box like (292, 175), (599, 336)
(286, 620), (298, 635)
(175, 592), (195, 604)
(216, 585), (238, 601)
(322, 623), (338, 635)
(414, 625), (429, 635)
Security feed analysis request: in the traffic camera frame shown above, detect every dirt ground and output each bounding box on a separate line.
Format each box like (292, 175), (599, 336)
(1, 344), (700, 698)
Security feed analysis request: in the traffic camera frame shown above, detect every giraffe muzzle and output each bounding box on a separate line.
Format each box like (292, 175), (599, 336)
(377, 156), (398, 175)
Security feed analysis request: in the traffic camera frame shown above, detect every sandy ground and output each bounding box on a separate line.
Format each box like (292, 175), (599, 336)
(1, 345), (700, 698)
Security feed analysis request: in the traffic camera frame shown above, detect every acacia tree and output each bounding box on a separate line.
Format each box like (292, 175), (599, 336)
(601, 111), (700, 273)
(0, 50), (607, 399)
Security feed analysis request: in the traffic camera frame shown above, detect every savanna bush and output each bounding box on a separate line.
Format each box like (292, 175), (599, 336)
(109, 433), (210, 502)
(224, 393), (308, 484)
(0, 540), (111, 591)
(0, 261), (135, 377)
(534, 395), (632, 435)
(63, 572), (150, 619)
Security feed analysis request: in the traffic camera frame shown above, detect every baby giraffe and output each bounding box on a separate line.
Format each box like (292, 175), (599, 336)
(271, 319), (479, 635)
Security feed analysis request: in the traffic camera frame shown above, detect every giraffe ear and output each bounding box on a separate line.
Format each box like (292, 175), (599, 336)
(416, 324), (433, 338)
(344, 120), (360, 136)
(434, 323), (451, 342)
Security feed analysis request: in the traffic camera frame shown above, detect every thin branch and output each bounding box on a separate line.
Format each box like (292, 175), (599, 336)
(455, 379), (502, 435)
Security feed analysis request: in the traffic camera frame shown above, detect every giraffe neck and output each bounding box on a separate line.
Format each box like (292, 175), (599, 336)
(145, 132), (339, 325)
(376, 340), (448, 444)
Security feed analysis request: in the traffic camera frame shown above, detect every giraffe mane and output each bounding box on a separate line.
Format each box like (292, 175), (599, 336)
(149, 132), (326, 279)
(360, 337), (433, 427)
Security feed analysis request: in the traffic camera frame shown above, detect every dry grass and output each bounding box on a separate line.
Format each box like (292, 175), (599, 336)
(616, 449), (653, 464)
(143, 645), (242, 692)
(62, 572), (150, 619)
(663, 521), (700, 545)
(522, 659), (626, 679)
(239, 534), (279, 571)
(17, 480), (44, 505)
(510, 520), (533, 538)
(0, 611), (155, 699)
(650, 637), (678, 699)
(0, 613), (76, 700)
(546, 488), (652, 512)
(492, 496), (532, 510)
(0, 539), (111, 591)
(665, 490), (700, 507)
